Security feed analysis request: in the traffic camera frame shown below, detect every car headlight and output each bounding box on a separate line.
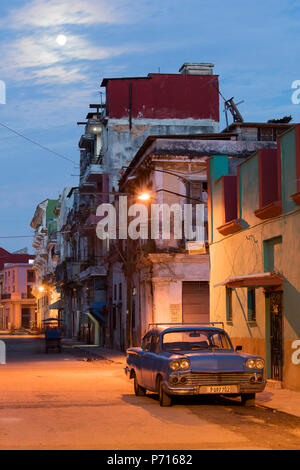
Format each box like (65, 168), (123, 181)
(170, 360), (181, 371)
(169, 358), (190, 371)
(246, 358), (256, 369)
(180, 359), (190, 370)
(255, 359), (265, 369)
(246, 358), (265, 369)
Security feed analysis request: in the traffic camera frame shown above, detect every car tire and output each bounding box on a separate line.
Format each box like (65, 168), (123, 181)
(158, 378), (172, 407)
(241, 393), (256, 407)
(134, 375), (146, 397)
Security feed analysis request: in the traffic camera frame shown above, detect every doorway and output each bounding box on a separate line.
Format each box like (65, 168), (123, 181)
(21, 308), (31, 329)
(270, 291), (283, 381)
(182, 281), (209, 323)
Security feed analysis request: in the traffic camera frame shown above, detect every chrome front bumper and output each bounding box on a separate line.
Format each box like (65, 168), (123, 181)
(162, 380), (266, 396)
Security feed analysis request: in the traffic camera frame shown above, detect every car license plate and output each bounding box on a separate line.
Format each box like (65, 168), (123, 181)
(199, 385), (239, 394)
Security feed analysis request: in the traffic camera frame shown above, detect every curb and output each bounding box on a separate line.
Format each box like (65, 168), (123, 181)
(74, 346), (126, 365)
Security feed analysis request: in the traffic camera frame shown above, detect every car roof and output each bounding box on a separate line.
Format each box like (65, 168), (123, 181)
(146, 326), (226, 336)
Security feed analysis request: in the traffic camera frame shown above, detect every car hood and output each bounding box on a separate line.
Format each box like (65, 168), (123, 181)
(177, 351), (251, 372)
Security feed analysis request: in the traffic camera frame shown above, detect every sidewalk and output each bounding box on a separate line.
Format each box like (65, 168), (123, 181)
(61, 339), (126, 365)
(61, 340), (300, 418)
(256, 384), (300, 418)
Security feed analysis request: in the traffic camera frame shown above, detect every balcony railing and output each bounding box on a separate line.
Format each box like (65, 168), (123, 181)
(1, 293), (11, 299)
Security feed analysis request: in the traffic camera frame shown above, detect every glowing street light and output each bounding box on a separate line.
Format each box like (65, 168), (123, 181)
(137, 192), (151, 201)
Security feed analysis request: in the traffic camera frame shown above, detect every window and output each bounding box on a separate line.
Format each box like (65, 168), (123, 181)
(27, 270), (36, 283)
(263, 236), (282, 272)
(95, 278), (105, 290)
(226, 287), (233, 322)
(132, 300), (136, 329)
(254, 149), (282, 220)
(119, 283), (122, 301)
(27, 285), (35, 299)
(247, 288), (256, 322)
(112, 306), (117, 330)
(210, 332), (232, 349)
(143, 334), (152, 352)
(114, 284), (117, 300)
(151, 335), (160, 354)
(162, 330), (232, 352)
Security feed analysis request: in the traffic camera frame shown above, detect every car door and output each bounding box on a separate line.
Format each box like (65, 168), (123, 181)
(141, 334), (159, 390)
(139, 333), (152, 388)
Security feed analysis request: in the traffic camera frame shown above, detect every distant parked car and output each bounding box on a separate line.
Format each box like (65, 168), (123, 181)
(125, 324), (266, 407)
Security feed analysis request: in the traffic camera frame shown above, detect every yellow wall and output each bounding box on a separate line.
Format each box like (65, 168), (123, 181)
(210, 210), (300, 390)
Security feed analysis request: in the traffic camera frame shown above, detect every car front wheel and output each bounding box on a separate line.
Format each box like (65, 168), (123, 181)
(134, 375), (146, 397)
(158, 378), (172, 407)
(241, 393), (256, 407)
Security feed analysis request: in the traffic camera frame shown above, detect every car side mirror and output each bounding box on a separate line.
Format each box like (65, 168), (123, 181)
(235, 345), (243, 351)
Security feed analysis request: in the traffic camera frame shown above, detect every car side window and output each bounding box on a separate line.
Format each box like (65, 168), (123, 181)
(143, 334), (152, 352)
(150, 335), (160, 354)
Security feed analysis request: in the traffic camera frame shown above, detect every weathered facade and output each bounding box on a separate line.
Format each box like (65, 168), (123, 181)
(0, 262), (37, 330)
(0, 248), (36, 330)
(100, 63), (220, 190)
(55, 187), (108, 344)
(30, 199), (60, 327)
(209, 125), (300, 391)
(107, 129), (281, 350)
(57, 63), (222, 343)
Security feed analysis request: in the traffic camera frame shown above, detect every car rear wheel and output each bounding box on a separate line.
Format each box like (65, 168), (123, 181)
(134, 375), (146, 397)
(241, 393), (256, 407)
(158, 378), (172, 407)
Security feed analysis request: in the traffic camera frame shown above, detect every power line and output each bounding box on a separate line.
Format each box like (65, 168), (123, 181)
(0, 122), (77, 165)
(0, 235), (33, 239)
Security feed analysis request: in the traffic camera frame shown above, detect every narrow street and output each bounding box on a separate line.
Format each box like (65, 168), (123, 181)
(0, 335), (299, 450)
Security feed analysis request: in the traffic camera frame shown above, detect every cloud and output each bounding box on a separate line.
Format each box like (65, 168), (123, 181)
(0, 33), (141, 85)
(4, 0), (130, 29)
(30, 66), (88, 85)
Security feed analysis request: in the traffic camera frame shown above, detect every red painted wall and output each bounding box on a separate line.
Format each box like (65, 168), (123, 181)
(223, 176), (237, 223)
(258, 149), (280, 208)
(105, 74), (219, 121)
(0, 247), (35, 271)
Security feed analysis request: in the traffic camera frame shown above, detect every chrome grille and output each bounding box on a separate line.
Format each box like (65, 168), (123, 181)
(183, 372), (253, 386)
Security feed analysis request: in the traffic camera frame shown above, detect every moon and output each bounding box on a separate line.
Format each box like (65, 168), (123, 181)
(56, 34), (67, 46)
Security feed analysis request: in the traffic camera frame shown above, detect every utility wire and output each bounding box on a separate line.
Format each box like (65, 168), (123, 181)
(0, 122), (77, 165)
(0, 235), (34, 239)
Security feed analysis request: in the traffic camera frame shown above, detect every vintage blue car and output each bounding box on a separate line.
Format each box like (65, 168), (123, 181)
(125, 324), (266, 407)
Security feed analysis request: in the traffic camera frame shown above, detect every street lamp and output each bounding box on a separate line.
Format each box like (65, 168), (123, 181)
(137, 189), (203, 203)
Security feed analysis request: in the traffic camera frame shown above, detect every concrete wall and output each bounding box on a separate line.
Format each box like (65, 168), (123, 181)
(105, 120), (219, 190)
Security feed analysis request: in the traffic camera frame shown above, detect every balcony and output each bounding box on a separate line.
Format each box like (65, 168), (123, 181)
(1, 293), (11, 300)
(82, 163), (103, 184)
(79, 265), (107, 281)
(79, 133), (94, 149)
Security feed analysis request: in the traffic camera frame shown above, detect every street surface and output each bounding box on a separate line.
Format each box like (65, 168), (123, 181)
(0, 335), (300, 450)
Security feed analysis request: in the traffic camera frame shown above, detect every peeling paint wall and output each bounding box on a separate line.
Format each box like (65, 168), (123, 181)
(104, 119), (219, 190)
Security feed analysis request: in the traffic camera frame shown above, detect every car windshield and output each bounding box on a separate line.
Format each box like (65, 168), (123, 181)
(162, 330), (232, 352)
